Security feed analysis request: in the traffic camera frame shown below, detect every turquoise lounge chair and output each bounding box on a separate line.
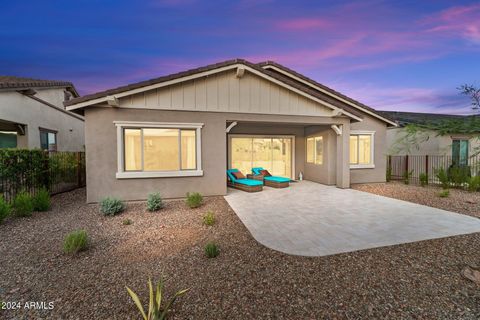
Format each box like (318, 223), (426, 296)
(251, 167), (290, 188)
(227, 169), (263, 192)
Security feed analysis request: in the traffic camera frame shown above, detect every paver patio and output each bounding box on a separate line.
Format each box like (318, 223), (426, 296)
(224, 180), (480, 256)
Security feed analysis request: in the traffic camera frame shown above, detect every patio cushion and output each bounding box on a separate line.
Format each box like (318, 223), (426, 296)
(264, 176), (290, 183)
(252, 167), (264, 175)
(235, 179), (263, 186)
(232, 171), (246, 179)
(259, 169), (271, 177)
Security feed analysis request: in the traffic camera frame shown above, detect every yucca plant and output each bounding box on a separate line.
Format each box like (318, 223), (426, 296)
(126, 278), (189, 320)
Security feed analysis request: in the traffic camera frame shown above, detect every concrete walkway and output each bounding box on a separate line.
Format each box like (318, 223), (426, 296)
(224, 181), (480, 256)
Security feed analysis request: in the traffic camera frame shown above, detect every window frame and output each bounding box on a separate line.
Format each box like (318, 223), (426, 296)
(39, 127), (58, 151)
(115, 121), (203, 179)
(349, 130), (375, 169)
(451, 138), (469, 166)
(306, 135), (323, 165)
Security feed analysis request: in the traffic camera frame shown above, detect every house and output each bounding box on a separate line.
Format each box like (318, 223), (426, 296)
(65, 59), (397, 202)
(0, 76), (85, 151)
(380, 111), (480, 166)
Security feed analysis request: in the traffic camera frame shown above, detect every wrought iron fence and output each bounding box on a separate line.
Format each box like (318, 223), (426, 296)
(0, 150), (86, 203)
(388, 154), (480, 185)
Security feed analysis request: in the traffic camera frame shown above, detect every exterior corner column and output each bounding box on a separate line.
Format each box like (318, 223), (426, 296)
(336, 123), (350, 188)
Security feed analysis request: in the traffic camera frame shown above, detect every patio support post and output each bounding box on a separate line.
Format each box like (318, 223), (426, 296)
(336, 122), (350, 188)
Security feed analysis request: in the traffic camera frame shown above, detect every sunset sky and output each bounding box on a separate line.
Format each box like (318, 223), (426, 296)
(1, 0), (479, 114)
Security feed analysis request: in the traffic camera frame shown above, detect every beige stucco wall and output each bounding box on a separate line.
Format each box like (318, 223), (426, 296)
(303, 126), (337, 185)
(0, 89), (85, 151)
(84, 106), (347, 202)
(387, 127), (480, 156)
(350, 115), (388, 184)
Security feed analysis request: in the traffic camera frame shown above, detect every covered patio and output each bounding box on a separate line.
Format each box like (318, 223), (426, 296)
(224, 180), (480, 256)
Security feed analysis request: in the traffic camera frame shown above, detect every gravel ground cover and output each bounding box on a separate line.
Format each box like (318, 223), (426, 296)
(1, 188), (480, 319)
(352, 181), (480, 218)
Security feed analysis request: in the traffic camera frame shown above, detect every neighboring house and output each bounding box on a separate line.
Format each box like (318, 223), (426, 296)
(0, 76), (85, 151)
(65, 59), (397, 202)
(380, 111), (480, 166)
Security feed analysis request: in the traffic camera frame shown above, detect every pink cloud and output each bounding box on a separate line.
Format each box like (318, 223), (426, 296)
(423, 3), (480, 44)
(277, 18), (331, 30)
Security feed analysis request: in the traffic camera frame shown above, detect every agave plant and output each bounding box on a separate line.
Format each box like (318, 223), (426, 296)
(126, 278), (189, 320)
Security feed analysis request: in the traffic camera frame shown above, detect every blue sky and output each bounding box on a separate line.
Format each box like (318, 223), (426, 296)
(1, 0), (479, 114)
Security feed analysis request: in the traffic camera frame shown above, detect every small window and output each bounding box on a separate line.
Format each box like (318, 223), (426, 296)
(452, 139), (468, 166)
(39, 129), (57, 151)
(306, 136), (323, 165)
(0, 131), (17, 148)
(350, 132), (374, 168)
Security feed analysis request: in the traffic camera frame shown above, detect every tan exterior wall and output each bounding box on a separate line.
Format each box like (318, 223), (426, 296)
(350, 115), (388, 184)
(119, 70), (335, 117)
(303, 126), (337, 185)
(0, 89), (85, 151)
(84, 107), (343, 202)
(387, 127), (480, 156)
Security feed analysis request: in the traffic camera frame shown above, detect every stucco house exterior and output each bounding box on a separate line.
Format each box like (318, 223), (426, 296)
(65, 59), (397, 202)
(0, 76), (85, 151)
(381, 111), (480, 166)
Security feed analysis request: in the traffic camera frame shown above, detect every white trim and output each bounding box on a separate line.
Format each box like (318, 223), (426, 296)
(66, 63), (363, 122)
(227, 134), (296, 179)
(262, 65), (398, 127)
(331, 124), (342, 136)
(225, 121), (238, 133)
(349, 130), (375, 169)
(115, 121), (203, 179)
(116, 170), (203, 179)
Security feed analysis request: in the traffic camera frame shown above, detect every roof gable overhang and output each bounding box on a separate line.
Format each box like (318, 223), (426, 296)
(259, 62), (398, 127)
(65, 60), (363, 122)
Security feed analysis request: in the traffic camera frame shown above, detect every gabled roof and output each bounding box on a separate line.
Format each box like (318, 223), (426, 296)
(0, 76), (79, 97)
(64, 59), (396, 126)
(257, 61), (397, 126)
(379, 110), (476, 127)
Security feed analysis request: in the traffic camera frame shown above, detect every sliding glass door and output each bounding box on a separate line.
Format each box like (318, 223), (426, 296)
(230, 136), (293, 178)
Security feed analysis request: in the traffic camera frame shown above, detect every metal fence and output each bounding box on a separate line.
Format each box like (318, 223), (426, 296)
(388, 154), (480, 185)
(0, 151), (86, 203)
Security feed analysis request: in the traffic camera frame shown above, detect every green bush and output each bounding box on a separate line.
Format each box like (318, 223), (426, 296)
(419, 173), (428, 187)
(63, 230), (88, 254)
(439, 189), (450, 198)
(448, 165), (471, 187)
(403, 170), (413, 185)
(467, 176), (480, 192)
(0, 196), (12, 224)
(100, 197), (125, 216)
(186, 192), (203, 208)
(122, 218), (133, 225)
(203, 211), (215, 226)
(204, 242), (219, 258)
(436, 168), (450, 189)
(147, 192), (164, 212)
(32, 187), (51, 211)
(126, 278), (189, 320)
(13, 191), (34, 217)
(386, 166), (392, 182)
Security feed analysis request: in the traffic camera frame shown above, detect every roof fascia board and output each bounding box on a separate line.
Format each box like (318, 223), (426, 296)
(262, 65), (397, 126)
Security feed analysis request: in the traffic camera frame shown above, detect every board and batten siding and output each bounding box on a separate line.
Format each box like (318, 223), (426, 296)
(119, 70), (333, 117)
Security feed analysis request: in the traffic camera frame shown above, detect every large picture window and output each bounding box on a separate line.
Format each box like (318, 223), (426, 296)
(116, 122), (203, 178)
(350, 131), (374, 168)
(306, 136), (323, 165)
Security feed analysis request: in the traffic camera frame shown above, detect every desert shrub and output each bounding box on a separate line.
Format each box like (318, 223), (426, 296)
(419, 173), (428, 187)
(32, 187), (51, 211)
(439, 189), (450, 198)
(467, 176), (480, 192)
(147, 192), (164, 212)
(386, 166), (392, 182)
(436, 168), (450, 189)
(13, 191), (34, 217)
(122, 218), (133, 225)
(63, 230), (88, 254)
(0, 196), (12, 224)
(448, 165), (471, 187)
(100, 197), (125, 216)
(126, 278), (189, 320)
(403, 170), (413, 185)
(204, 242), (219, 258)
(186, 192), (203, 208)
(203, 211), (215, 226)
